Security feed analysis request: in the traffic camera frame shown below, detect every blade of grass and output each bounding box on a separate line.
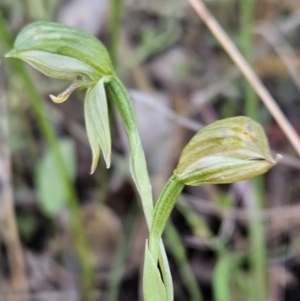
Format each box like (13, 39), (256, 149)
(240, 2), (268, 301)
(248, 177), (267, 301)
(109, 0), (122, 67)
(240, 0), (258, 120)
(176, 201), (212, 239)
(213, 250), (232, 301)
(165, 222), (204, 301)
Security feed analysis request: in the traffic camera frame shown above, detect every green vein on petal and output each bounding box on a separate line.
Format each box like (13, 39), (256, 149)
(85, 87), (101, 174)
(84, 77), (111, 172)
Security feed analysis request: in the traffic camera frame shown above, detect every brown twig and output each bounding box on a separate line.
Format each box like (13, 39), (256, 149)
(254, 21), (300, 93)
(191, 8), (300, 110)
(187, 0), (300, 157)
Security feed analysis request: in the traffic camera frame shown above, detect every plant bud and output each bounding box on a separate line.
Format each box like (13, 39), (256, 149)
(175, 116), (279, 185)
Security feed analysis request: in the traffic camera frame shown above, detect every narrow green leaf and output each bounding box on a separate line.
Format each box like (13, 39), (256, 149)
(85, 77), (111, 172)
(213, 252), (232, 301)
(165, 223), (204, 301)
(158, 242), (174, 301)
(35, 139), (76, 217)
(143, 241), (167, 301)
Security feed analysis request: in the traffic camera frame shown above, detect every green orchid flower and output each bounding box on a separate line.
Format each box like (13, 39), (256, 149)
(144, 116), (280, 296)
(6, 21), (114, 172)
(175, 116), (277, 185)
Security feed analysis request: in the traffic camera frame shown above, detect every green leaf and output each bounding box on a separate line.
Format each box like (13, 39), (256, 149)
(35, 139), (76, 217)
(165, 223), (204, 301)
(143, 241), (167, 301)
(158, 242), (174, 301)
(85, 77), (111, 172)
(213, 252), (232, 301)
(176, 116), (278, 185)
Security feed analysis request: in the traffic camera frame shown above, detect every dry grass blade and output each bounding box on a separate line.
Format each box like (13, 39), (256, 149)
(187, 0), (300, 157)
(254, 21), (300, 93)
(0, 87), (28, 296)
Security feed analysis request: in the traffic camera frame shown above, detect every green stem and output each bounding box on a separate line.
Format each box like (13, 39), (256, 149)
(240, 0), (258, 120)
(240, 3), (267, 301)
(0, 14), (93, 300)
(213, 249), (232, 301)
(106, 76), (174, 300)
(106, 76), (154, 224)
(149, 174), (184, 263)
(109, 0), (122, 67)
(248, 177), (267, 301)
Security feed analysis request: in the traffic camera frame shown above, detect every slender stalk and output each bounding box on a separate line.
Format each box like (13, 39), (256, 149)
(240, 0), (258, 120)
(0, 14), (93, 300)
(106, 76), (153, 224)
(213, 250), (232, 301)
(240, 3), (267, 300)
(106, 76), (174, 300)
(109, 0), (122, 67)
(165, 222), (204, 301)
(248, 177), (267, 301)
(149, 174), (184, 263)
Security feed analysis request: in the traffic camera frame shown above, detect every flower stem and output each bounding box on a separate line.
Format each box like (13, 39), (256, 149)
(149, 174), (184, 263)
(106, 76), (174, 300)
